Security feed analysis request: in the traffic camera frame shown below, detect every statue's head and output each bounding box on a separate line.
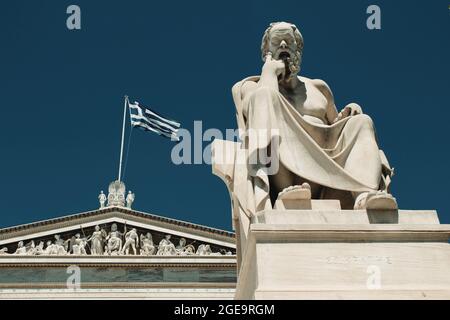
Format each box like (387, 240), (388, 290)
(75, 233), (80, 238)
(165, 234), (171, 240)
(179, 238), (186, 246)
(261, 21), (304, 79)
(95, 225), (100, 231)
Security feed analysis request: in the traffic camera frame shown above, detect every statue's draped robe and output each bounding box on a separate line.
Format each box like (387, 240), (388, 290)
(91, 231), (103, 255)
(231, 76), (385, 215)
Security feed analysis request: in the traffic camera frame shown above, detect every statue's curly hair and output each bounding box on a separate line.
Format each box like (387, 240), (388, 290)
(260, 22), (304, 62)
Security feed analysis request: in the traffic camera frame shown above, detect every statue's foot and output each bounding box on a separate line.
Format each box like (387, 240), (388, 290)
(277, 183), (311, 201)
(354, 191), (398, 210)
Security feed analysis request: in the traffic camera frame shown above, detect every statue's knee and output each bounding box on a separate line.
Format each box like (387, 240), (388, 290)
(350, 114), (374, 130)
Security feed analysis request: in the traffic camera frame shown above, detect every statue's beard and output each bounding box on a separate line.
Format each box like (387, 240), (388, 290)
(286, 53), (301, 80)
(277, 51), (301, 81)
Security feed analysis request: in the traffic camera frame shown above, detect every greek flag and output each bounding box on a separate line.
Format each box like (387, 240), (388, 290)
(128, 101), (181, 141)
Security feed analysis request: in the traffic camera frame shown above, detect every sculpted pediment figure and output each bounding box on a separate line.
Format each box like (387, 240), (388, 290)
(107, 181), (126, 207)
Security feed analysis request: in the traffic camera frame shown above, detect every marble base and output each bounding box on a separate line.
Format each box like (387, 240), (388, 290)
(0, 287), (235, 300)
(235, 209), (450, 300)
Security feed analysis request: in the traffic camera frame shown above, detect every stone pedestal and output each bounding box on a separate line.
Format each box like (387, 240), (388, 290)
(211, 138), (450, 299)
(235, 209), (450, 300)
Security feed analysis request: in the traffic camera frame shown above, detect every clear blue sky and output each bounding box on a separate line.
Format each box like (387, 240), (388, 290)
(0, 0), (449, 230)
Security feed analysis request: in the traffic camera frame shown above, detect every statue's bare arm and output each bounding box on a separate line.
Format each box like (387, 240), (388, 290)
(312, 79), (363, 124)
(311, 79), (339, 125)
(240, 81), (258, 102)
(240, 53), (285, 102)
(313, 79), (364, 123)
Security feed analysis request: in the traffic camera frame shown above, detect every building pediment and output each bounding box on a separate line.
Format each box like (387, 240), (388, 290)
(0, 206), (235, 258)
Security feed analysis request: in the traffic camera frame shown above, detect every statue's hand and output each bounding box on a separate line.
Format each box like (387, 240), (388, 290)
(262, 52), (286, 79)
(334, 103), (363, 122)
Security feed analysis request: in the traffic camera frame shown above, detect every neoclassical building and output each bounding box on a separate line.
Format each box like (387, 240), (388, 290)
(0, 181), (237, 299)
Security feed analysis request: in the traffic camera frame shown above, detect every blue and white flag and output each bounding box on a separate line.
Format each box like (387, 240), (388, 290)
(128, 101), (181, 141)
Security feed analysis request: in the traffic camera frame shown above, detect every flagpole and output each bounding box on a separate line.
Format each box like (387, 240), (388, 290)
(118, 95), (128, 182)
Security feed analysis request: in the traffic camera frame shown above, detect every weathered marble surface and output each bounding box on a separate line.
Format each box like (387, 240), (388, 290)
(0, 288), (236, 300)
(235, 209), (450, 300)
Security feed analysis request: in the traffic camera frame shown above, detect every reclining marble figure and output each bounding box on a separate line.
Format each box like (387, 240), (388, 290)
(215, 21), (397, 215)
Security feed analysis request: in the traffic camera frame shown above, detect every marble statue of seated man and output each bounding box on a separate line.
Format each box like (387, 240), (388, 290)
(231, 21), (396, 212)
